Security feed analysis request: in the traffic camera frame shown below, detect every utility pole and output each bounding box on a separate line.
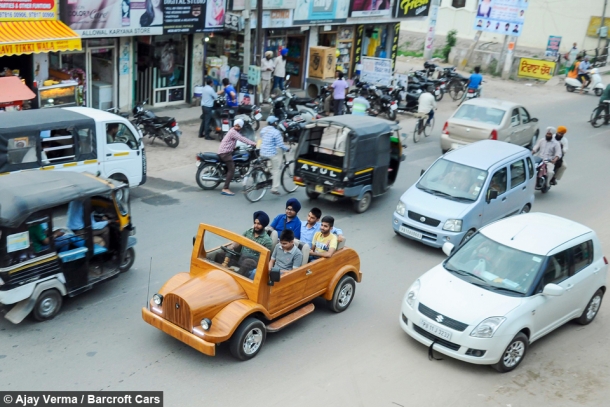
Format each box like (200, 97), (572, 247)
(243, 0), (251, 74)
(422, 0), (440, 61)
(255, 0), (263, 67)
(599, 0), (608, 49)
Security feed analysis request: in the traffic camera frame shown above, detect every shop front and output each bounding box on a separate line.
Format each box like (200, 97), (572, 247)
(264, 26), (307, 89)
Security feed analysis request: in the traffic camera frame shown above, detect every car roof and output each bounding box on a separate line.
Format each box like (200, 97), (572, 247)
(444, 140), (528, 170)
(0, 108), (93, 132)
(481, 213), (593, 255)
(63, 106), (126, 122)
(307, 115), (397, 136)
(461, 98), (521, 110)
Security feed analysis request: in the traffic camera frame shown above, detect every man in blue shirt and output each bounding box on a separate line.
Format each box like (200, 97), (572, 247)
(468, 66), (483, 90)
(260, 116), (289, 195)
(67, 200), (112, 247)
(299, 207), (344, 247)
(269, 198), (302, 239)
(219, 78), (238, 107)
(198, 78), (218, 140)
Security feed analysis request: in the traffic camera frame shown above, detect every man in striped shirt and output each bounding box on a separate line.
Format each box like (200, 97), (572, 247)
(259, 116), (289, 195)
(217, 119), (257, 196)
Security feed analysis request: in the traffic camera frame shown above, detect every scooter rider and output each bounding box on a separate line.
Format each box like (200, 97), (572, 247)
(551, 126), (569, 185)
(260, 116), (289, 195)
(578, 56), (592, 93)
(596, 83), (610, 123)
(532, 127), (562, 188)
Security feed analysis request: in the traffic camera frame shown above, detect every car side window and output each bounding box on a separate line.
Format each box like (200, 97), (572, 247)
(526, 157), (534, 179)
(572, 240), (593, 274)
(519, 107), (530, 124)
(540, 250), (570, 288)
(510, 160), (526, 189)
(106, 123), (139, 151)
(489, 168), (507, 195)
(510, 109), (520, 127)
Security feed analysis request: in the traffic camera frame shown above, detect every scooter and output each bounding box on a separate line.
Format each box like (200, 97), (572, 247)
(565, 68), (605, 96)
(534, 156), (551, 193)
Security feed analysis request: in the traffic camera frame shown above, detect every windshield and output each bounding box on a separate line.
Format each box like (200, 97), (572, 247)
(444, 233), (543, 296)
(200, 230), (262, 281)
(453, 105), (506, 126)
(417, 159), (488, 201)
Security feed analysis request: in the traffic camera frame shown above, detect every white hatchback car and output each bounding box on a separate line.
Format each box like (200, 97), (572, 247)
(400, 213), (607, 372)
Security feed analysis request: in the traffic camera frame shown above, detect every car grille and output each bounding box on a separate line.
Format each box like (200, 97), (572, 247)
(408, 211), (441, 227)
(418, 303), (469, 332)
(163, 293), (191, 332)
(413, 324), (461, 351)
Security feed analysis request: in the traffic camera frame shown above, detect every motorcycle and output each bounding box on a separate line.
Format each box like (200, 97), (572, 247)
(278, 117), (308, 144)
(534, 156), (551, 193)
(389, 83), (421, 114)
(565, 68), (605, 96)
(195, 145), (258, 190)
(132, 101), (181, 148)
(459, 85), (483, 106)
(236, 103), (263, 131)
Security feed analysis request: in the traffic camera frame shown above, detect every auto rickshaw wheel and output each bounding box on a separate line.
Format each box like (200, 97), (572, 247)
(306, 188), (319, 200)
(33, 289), (63, 322)
(229, 317), (267, 361)
(352, 191), (372, 213)
(120, 247), (136, 272)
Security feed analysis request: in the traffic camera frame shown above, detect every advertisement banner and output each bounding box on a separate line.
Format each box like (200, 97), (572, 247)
(360, 56), (392, 85)
(518, 58), (556, 81)
(164, 0), (226, 34)
(391, 22), (399, 70)
(60, 0), (164, 37)
(293, 0), (350, 25)
(473, 0), (528, 37)
(349, 0), (392, 18)
(586, 16), (610, 38)
(545, 35), (561, 57)
(0, 0), (57, 21)
(232, 0), (297, 10)
(251, 10), (293, 28)
(352, 24), (365, 77)
(393, 0), (430, 19)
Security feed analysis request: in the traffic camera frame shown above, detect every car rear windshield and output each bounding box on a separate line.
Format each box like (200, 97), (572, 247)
(417, 159), (488, 201)
(453, 105), (506, 125)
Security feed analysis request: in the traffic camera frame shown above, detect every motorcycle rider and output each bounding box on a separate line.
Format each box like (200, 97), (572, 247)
(595, 83), (610, 124)
(260, 116), (289, 195)
(467, 66), (483, 96)
(551, 126), (569, 185)
(219, 78), (238, 107)
(217, 118), (257, 196)
(417, 85), (437, 126)
(578, 56), (592, 93)
(532, 127), (562, 189)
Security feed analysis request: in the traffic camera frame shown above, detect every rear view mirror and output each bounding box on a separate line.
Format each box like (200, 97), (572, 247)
(268, 266), (281, 285)
(442, 242), (455, 257)
(420, 169), (425, 176)
(542, 283), (564, 296)
(486, 189), (499, 203)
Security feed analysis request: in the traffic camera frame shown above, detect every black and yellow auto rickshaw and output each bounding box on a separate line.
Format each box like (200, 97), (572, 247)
(0, 171), (136, 324)
(293, 115), (405, 213)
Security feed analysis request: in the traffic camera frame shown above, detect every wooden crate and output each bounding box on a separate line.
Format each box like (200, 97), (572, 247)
(308, 46), (336, 79)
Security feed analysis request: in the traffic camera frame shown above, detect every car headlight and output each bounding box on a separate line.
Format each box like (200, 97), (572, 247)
(405, 279), (421, 308)
(443, 219), (463, 232)
(200, 318), (212, 331)
(152, 293), (163, 306)
(470, 317), (506, 338)
(396, 201), (406, 216)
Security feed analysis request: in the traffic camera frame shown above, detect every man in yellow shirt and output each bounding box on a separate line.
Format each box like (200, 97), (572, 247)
(310, 216), (338, 260)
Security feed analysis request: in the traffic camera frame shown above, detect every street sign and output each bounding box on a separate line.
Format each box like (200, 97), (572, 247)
(545, 36), (562, 57)
(248, 65), (261, 86)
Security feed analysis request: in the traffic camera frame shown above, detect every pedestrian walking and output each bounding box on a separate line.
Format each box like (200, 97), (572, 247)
(273, 48), (288, 94)
(330, 71), (348, 115)
(198, 78), (217, 140)
(261, 51), (275, 102)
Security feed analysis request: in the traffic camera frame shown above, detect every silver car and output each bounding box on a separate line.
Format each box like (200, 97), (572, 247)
(441, 99), (539, 153)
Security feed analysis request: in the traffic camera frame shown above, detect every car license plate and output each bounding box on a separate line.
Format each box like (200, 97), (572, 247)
(399, 226), (422, 240)
(390, 104), (398, 110)
(420, 319), (452, 341)
(347, 101), (353, 106)
(222, 124), (230, 132)
(315, 185), (324, 193)
(172, 125), (179, 132)
(435, 90), (441, 96)
(254, 113), (262, 120)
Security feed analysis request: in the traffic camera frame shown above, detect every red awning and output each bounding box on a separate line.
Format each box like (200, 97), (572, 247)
(0, 76), (36, 103)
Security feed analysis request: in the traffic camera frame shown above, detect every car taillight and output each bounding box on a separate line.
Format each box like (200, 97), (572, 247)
(442, 121), (449, 135)
(490, 129), (498, 140)
(604, 256), (608, 265)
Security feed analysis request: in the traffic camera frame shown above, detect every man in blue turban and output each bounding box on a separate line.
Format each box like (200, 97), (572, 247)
(269, 198), (302, 239)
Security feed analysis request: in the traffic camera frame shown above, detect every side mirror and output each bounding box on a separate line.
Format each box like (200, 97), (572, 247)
(486, 189), (499, 203)
(193, 236), (196, 246)
(420, 169), (425, 176)
(268, 266), (281, 285)
(542, 283), (564, 296)
(531, 118), (539, 122)
(442, 242), (455, 257)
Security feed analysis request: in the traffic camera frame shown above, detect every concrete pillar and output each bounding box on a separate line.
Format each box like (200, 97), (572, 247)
(118, 37), (133, 111)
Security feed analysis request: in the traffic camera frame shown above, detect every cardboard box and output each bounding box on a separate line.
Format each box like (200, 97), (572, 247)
(308, 46), (336, 79)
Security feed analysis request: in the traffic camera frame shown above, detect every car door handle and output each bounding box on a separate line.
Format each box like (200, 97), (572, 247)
(522, 186), (526, 190)
(594, 268), (600, 274)
(306, 269), (312, 275)
(566, 284), (574, 291)
(106, 153), (111, 157)
(502, 197), (507, 201)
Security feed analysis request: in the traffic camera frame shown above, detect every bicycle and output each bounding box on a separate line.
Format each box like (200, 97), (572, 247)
(243, 150), (299, 202)
(590, 101), (610, 128)
(412, 112), (435, 143)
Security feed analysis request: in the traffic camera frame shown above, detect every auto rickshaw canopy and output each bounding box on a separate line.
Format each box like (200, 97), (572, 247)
(0, 171), (117, 228)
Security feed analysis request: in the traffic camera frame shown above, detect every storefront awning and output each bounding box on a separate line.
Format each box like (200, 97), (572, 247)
(0, 76), (36, 103)
(0, 21), (82, 57)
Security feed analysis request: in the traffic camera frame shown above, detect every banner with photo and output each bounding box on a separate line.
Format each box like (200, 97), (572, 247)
(293, 0), (350, 25)
(164, 0), (226, 33)
(60, 0), (164, 37)
(393, 0), (431, 19)
(232, 0), (297, 10)
(349, 0), (392, 18)
(0, 0), (57, 21)
(473, 0), (528, 37)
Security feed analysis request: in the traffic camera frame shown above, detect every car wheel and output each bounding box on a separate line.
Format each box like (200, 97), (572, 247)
(306, 187), (319, 200)
(460, 229), (476, 245)
(492, 332), (528, 373)
(33, 289), (63, 322)
(577, 289), (604, 325)
(327, 275), (356, 313)
(520, 204), (531, 214)
(120, 247), (135, 272)
(229, 317), (267, 361)
(352, 191), (372, 213)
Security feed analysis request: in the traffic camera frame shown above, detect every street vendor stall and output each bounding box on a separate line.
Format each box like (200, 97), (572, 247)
(0, 76), (36, 112)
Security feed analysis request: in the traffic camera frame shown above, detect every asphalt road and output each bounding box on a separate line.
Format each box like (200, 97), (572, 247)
(2, 79), (610, 407)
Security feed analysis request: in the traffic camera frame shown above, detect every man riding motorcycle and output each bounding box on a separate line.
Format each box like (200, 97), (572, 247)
(551, 126), (569, 185)
(532, 126), (562, 189)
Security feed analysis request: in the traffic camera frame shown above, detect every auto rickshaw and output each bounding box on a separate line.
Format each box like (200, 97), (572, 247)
(0, 171), (136, 324)
(293, 115), (406, 213)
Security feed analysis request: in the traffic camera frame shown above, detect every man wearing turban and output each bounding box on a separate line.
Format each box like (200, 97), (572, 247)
(551, 126), (569, 185)
(269, 198), (302, 239)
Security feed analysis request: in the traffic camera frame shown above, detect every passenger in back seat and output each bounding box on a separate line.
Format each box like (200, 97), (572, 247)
(269, 230), (303, 273)
(300, 207), (343, 247)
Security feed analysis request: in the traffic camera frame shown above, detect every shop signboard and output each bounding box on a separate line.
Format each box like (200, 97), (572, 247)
(360, 56), (392, 85)
(545, 35), (561, 57)
(232, 0), (297, 10)
(0, 0), (57, 20)
(349, 0), (392, 18)
(393, 0), (430, 18)
(517, 57), (556, 81)
(293, 0), (350, 25)
(225, 12), (242, 31)
(163, 0), (227, 33)
(587, 16), (610, 38)
(473, 0), (528, 37)
(251, 10), (293, 28)
(60, 0), (164, 37)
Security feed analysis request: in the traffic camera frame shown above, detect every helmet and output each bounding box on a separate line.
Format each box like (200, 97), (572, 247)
(267, 115), (279, 126)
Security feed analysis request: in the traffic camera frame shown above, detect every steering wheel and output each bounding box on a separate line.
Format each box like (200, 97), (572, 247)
(221, 245), (240, 257)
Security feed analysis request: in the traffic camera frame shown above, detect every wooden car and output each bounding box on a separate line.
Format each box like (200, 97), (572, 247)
(142, 223), (362, 360)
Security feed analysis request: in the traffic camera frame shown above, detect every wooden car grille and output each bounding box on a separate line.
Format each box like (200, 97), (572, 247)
(163, 294), (192, 332)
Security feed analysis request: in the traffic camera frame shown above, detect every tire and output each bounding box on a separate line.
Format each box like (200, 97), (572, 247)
(435, 89), (444, 102)
(566, 85), (576, 93)
(243, 168), (269, 203)
(492, 332), (529, 373)
(327, 276), (356, 313)
(229, 317), (266, 361)
(281, 161), (299, 193)
(460, 229), (476, 245)
(595, 88), (603, 96)
(590, 106), (607, 128)
(528, 130), (539, 149)
(576, 289), (604, 325)
(33, 289), (63, 322)
(120, 247), (135, 272)
(196, 163), (222, 190)
(207, 122), (217, 139)
(413, 122), (422, 143)
(424, 117), (435, 137)
(449, 81), (465, 101)
(306, 188), (319, 200)
(352, 191), (372, 213)
(163, 131), (180, 148)
(520, 204), (531, 214)
(252, 118), (260, 131)
(387, 109), (397, 121)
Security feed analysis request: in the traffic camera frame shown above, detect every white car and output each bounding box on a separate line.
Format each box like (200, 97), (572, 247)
(400, 213), (607, 372)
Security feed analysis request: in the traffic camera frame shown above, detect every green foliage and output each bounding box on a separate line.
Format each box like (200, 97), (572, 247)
(442, 30), (458, 62)
(398, 50), (424, 57)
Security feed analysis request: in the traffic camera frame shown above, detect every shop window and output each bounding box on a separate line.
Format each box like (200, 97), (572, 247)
(451, 0), (467, 8)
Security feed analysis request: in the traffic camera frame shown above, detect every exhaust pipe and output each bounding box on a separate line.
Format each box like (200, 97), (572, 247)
(199, 176), (222, 182)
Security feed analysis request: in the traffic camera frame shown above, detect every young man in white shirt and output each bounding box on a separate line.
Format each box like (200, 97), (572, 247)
(417, 85), (437, 126)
